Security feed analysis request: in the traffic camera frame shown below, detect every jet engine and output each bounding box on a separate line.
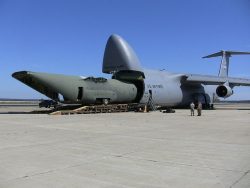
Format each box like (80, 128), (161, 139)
(216, 85), (233, 98)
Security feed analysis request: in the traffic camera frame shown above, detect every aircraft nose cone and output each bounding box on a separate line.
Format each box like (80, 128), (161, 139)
(102, 34), (142, 74)
(108, 34), (122, 42)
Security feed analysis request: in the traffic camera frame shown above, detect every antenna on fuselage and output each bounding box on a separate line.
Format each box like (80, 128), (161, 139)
(203, 50), (250, 77)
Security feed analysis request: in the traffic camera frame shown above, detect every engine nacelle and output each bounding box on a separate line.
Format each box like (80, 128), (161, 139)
(216, 85), (233, 98)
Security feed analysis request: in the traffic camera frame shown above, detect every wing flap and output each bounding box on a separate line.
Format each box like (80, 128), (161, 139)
(184, 74), (250, 86)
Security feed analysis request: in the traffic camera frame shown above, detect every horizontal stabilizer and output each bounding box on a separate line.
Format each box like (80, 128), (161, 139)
(203, 51), (250, 58)
(202, 50), (250, 77)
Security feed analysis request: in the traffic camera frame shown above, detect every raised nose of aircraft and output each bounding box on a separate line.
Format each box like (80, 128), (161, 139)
(102, 34), (143, 74)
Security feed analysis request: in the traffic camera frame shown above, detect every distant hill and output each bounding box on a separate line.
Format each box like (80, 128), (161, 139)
(0, 98), (40, 101)
(217, 100), (250, 103)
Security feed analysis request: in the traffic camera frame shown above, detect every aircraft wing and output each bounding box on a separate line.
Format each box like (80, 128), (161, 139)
(183, 74), (250, 86)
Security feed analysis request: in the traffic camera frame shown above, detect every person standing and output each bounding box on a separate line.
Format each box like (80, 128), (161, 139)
(190, 102), (195, 116)
(197, 102), (202, 116)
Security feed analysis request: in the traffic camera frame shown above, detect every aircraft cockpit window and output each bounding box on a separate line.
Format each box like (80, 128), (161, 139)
(84, 77), (107, 83)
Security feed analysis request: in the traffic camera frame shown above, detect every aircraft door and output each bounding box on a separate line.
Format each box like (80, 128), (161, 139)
(149, 90), (152, 101)
(77, 87), (83, 101)
(140, 90), (149, 104)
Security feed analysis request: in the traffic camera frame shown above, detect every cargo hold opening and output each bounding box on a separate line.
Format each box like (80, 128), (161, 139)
(112, 70), (145, 103)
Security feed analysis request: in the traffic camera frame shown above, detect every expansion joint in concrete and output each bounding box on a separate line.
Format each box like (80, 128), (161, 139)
(229, 169), (250, 188)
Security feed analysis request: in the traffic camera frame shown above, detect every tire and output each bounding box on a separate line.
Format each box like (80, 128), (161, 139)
(103, 99), (109, 105)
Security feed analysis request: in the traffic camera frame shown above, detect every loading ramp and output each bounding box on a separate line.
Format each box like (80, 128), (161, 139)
(50, 103), (140, 115)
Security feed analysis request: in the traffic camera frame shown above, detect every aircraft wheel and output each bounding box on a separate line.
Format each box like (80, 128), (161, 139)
(103, 99), (109, 105)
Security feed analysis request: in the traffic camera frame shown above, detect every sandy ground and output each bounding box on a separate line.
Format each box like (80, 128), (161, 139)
(0, 105), (249, 188)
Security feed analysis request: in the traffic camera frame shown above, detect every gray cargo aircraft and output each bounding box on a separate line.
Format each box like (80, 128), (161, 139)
(12, 34), (250, 108)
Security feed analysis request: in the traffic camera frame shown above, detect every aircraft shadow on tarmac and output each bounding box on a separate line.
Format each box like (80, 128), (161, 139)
(0, 110), (52, 115)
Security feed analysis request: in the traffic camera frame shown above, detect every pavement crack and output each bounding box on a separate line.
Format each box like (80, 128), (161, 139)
(116, 155), (245, 174)
(4, 161), (101, 183)
(229, 170), (250, 188)
(15, 169), (59, 181)
(145, 159), (158, 163)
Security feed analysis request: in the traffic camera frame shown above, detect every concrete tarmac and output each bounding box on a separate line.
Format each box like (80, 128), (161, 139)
(0, 106), (250, 188)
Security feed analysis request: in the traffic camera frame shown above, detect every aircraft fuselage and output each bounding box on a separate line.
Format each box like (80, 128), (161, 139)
(12, 34), (250, 106)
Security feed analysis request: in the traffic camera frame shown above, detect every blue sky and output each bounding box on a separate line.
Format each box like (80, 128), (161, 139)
(0, 0), (250, 99)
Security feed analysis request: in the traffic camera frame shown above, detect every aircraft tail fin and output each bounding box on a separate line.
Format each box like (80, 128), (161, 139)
(203, 51), (250, 77)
